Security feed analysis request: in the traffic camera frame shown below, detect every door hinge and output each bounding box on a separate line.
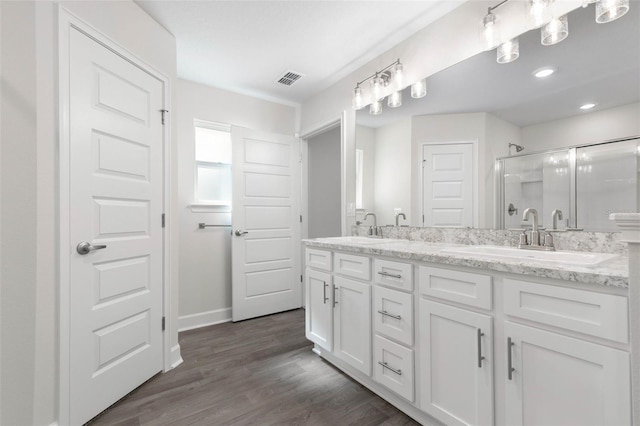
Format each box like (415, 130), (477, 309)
(299, 155), (302, 163)
(422, 215), (425, 223)
(300, 274), (303, 283)
(160, 109), (169, 125)
(300, 215), (303, 223)
(162, 316), (166, 331)
(162, 213), (165, 228)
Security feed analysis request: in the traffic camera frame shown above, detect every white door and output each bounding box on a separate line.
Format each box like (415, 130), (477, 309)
(504, 322), (631, 426)
(334, 276), (371, 374)
(305, 269), (333, 351)
(419, 300), (493, 426)
(68, 28), (164, 425)
(422, 143), (474, 227)
(231, 127), (301, 321)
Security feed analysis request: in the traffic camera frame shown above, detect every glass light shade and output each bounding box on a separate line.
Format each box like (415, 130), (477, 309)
(352, 86), (364, 110)
(388, 91), (402, 108)
(529, 0), (553, 28)
(596, 0), (629, 23)
(369, 100), (382, 115)
(393, 62), (404, 90)
(497, 38), (519, 64)
(541, 15), (568, 45)
(411, 79), (427, 98)
(371, 75), (383, 101)
(481, 12), (500, 50)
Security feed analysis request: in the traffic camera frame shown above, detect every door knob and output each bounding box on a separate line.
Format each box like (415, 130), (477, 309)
(76, 241), (107, 255)
(234, 230), (249, 236)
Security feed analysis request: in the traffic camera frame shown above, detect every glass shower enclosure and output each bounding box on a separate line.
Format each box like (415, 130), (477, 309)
(496, 137), (639, 232)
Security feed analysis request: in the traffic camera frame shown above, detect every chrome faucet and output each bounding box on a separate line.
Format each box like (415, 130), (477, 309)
(551, 209), (563, 230)
(520, 207), (555, 251)
(522, 208), (540, 246)
(364, 212), (377, 227)
(395, 212), (406, 226)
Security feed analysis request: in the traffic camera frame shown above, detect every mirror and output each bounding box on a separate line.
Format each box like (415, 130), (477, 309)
(355, 4), (640, 230)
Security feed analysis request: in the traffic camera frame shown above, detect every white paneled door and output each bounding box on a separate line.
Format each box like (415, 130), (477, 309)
(231, 127), (301, 321)
(68, 28), (164, 425)
(422, 143), (474, 227)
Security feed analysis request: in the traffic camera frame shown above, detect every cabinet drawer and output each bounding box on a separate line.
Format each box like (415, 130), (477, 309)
(504, 279), (629, 343)
(419, 266), (492, 310)
(306, 248), (332, 272)
(373, 335), (414, 402)
(334, 252), (371, 280)
(374, 286), (413, 346)
(374, 259), (413, 291)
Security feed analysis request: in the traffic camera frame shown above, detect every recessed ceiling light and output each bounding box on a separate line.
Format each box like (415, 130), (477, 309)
(580, 102), (597, 110)
(533, 67), (556, 78)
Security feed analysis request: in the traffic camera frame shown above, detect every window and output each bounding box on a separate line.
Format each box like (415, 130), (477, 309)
(194, 121), (232, 205)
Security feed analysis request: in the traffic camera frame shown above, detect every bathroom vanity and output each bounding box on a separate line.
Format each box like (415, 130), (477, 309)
(303, 234), (631, 425)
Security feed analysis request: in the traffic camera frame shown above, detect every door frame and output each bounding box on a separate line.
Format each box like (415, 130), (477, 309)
(300, 112), (347, 238)
(57, 8), (173, 424)
(419, 140), (479, 228)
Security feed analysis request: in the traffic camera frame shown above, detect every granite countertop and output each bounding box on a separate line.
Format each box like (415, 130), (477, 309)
(303, 236), (629, 288)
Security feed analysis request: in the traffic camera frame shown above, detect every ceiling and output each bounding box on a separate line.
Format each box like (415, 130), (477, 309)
(357, 3), (640, 128)
(135, 0), (465, 105)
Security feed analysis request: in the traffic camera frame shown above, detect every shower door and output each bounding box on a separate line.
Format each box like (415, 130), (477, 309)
(497, 150), (571, 230)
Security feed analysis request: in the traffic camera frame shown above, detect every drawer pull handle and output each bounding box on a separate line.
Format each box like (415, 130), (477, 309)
(333, 286), (338, 307)
(377, 310), (401, 320)
(477, 328), (485, 368)
(507, 337), (515, 380)
(323, 282), (329, 304)
(378, 361), (402, 376)
(377, 271), (402, 279)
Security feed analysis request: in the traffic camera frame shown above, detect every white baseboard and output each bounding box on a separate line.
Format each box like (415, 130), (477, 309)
(178, 307), (232, 332)
(170, 344), (183, 369)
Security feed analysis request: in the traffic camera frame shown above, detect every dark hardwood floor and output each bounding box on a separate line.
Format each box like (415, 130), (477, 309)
(90, 309), (420, 426)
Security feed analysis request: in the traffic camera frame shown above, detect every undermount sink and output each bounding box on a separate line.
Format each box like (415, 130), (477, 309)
(441, 245), (618, 266)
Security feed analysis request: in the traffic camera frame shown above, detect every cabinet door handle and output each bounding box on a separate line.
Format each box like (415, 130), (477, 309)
(477, 328), (485, 368)
(377, 271), (402, 279)
(323, 281), (329, 304)
(377, 310), (402, 320)
(333, 286), (338, 307)
(507, 337), (515, 380)
(378, 361), (402, 376)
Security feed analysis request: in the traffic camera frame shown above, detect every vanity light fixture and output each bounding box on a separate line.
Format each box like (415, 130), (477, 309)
(541, 15), (569, 45)
(497, 38), (519, 64)
(351, 59), (405, 115)
(370, 99), (383, 115)
(411, 78), (427, 98)
(481, 0), (509, 50)
(533, 67), (556, 78)
(579, 102), (597, 110)
(529, 0), (554, 28)
(596, 0), (629, 23)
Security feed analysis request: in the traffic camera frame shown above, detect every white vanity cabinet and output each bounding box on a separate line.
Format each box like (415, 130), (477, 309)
(504, 321), (630, 426)
(304, 248), (372, 375)
(418, 267), (494, 426)
(502, 279), (631, 426)
(304, 241), (631, 426)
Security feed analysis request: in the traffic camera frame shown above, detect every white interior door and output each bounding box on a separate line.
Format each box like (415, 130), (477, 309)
(68, 27), (164, 425)
(422, 143), (474, 227)
(231, 127), (301, 321)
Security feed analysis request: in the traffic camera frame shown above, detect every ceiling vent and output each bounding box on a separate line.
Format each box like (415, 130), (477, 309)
(276, 70), (304, 86)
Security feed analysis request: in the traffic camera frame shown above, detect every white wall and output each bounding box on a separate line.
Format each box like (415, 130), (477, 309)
(176, 78), (296, 325)
(375, 118), (412, 226)
(0, 1), (177, 424)
(521, 102), (640, 151)
(308, 126), (342, 238)
(355, 125), (375, 212)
